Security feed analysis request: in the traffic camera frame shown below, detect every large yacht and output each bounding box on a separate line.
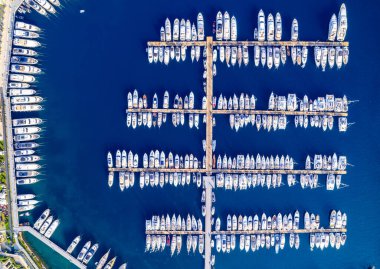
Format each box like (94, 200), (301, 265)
(337, 4), (347, 41)
(291, 19), (298, 41)
(328, 14), (337, 41)
(12, 48), (38, 56)
(275, 13), (282, 41)
(11, 64), (41, 74)
(13, 38), (41, 48)
(10, 74), (36, 83)
(67, 236), (81, 254)
(9, 89), (36, 96)
(15, 21), (41, 32)
(13, 29), (39, 39)
(12, 105), (42, 112)
(12, 118), (42, 127)
(11, 96), (43, 104)
(197, 13), (204, 41)
(257, 10), (265, 41)
(223, 11), (230, 40)
(11, 56), (38, 65)
(216, 11), (223, 41)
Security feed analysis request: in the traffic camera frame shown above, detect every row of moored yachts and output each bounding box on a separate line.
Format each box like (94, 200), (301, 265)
(18, 0), (60, 16)
(212, 210), (346, 254)
(145, 214), (204, 256)
(10, 22), (44, 112)
(125, 90), (349, 132)
(9, 22), (45, 214)
(107, 150), (347, 191)
(149, 5), (348, 71)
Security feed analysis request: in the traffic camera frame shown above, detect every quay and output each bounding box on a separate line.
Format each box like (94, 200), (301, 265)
(212, 228), (347, 235)
(109, 167), (347, 175)
(147, 40), (349, 48)
(16, 226), (86, 269)
(125, 108), (348, 117)
(0, 0), (23, 232)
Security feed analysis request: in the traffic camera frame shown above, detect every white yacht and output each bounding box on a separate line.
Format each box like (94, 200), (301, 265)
(9, 89), (36, 96)
(185, 19), (191, 41)
(15, 21), (41, 32)
(328, 14), (337, 41)
(13, 38), (41, 48)
(291, 19), (298, 41)
(12, 48), (37, 56)
(11, 56), (38, 65)
(14, 29), (39, 39)
(11, 96), (43, 104)
(9, 82), (30, 88)
(231, 16), (237, 41)
(11, 65), (41, 74)
(267, 13), (274, 41)
(258, 10), (265, 41)
(14, 126), (41, 135)
(275, 13), (282, 41)
(67, 236), (81, 254)
(223, 11), (230, 40)
(337, 4), (347, 41)
(197, 13), (204, 41)
(10, 74), (35, 83)
(165, 18), (172, 42)
(17, 178), (39, 185)
(216, 11), (223, 41)
(12, 105), (42, 112)
(173, 19), (179, 41)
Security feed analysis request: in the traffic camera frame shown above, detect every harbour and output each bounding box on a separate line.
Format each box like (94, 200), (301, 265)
(0, 0), (379, 268)
(107, 5), (351, 269)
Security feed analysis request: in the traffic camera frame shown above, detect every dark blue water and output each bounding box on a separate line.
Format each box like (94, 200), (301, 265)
(15, 0), (380, 268)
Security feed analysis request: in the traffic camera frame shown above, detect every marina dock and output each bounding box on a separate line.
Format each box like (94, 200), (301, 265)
(109, 167), (346, 175)
(0, 0), (25, 231)
(145, 227), (347, 236)
(16, 226), (86, 269)
(142, 25), (350, 266)
(125, 108), (348, 117)
(147, 40), (349, 47)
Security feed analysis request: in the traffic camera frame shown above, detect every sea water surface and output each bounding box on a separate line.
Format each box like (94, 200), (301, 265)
(16, 0), (380, 268)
